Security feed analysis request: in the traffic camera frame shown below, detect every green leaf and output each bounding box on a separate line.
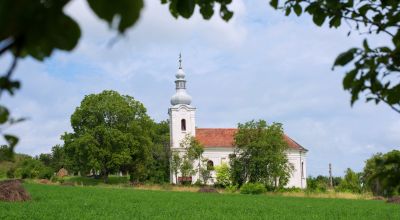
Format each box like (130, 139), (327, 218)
(87, 0), (144, 33)
(199, 2), (214, 20)
(4, 134), (18, 148)
(176, 0), (195, 18)
(342, 70), (357, 90)
(329, 16), (341, 28)
(0, 106), (9, 124)
(386, 84), (400, 104)
(334, 48), (358, 67)
(270, 0), (279, 9)
(293, 4), (302, 16)
(285, 7), (291, 16)
(312, 12), (326, 26)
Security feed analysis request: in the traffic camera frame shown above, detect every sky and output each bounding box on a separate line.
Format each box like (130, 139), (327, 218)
(2, 0), (399, 177)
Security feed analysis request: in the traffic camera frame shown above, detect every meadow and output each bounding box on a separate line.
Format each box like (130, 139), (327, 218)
(0, 183), (399, 220)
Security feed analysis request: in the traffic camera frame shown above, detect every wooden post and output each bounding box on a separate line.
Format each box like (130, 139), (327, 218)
(329, 163), (333, 188)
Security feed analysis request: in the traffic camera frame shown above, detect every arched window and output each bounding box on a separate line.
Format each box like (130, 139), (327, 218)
(301, 162), (304, 178)
(181, 119), (186, 131)
(207, 160), (214, 170)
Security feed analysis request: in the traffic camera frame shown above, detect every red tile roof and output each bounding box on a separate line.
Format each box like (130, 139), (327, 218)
(195, 128), (307, 151)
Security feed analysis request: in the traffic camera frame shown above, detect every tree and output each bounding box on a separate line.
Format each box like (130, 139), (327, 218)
(337, 168), (363, 193)
(62, 90), (153, 183)
(230, 120), (293, 189)
(363, 150), (400, 196)
(199, 159), (213, 185)
(170, 151), (182, 184)
(50, 144), (68, 172)
(147, 120), (170, 183)
(270, 0), (400, 113)
(0, 0), (233, 160)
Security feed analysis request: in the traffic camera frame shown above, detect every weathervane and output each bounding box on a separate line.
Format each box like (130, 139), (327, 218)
(179, 53), (182, 69)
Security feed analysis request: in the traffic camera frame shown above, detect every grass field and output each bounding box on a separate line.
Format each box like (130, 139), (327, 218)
(0, 183), (398, 220)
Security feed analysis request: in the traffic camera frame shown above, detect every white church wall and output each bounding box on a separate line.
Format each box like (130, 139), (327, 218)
(286, 150), (307, 189)
(169, 104), (196, 149)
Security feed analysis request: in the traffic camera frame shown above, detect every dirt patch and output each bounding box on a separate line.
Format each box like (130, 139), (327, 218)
(198, 187), (219, 193)
(387, 196), (400, 204)
(39, 179), (51, 184)
(0, 179), (31, 202)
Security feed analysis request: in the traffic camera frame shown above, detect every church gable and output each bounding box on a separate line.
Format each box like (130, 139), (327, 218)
(195, 128), (307, 151)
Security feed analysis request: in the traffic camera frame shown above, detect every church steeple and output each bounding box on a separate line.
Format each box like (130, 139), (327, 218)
(171, 54), (192, 105)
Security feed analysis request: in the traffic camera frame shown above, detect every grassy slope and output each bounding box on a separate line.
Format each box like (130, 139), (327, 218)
(0, 183), (398, 220)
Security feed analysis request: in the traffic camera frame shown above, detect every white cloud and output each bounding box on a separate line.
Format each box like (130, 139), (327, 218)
(3, 0), (398, 176)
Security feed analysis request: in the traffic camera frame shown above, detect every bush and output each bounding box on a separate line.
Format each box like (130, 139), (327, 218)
(215, 163), (231, 187)
(225, 184), (238, 193)
(6, 167), (15, 178)
(240, 183), (266, 195)
(39, 167), (54, 180)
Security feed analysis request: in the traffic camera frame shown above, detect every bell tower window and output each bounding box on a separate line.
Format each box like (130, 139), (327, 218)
(181, 119), (186, 131)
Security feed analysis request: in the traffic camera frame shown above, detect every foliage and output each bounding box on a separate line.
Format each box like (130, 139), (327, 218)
(363, 150), (400, 197)
(336, 168), (363, 193)
(0, 145), (14, 161)
(240, 182), (266, 195)
(147, 120), (170, 183)
(307, 175), (345, 192)
(175, 134), (205, 184)
(199, 159), (212, 185)
(62, 90), (153, 183)
(230, 120), (292, 189)
(2, 183), (399, 219)
(11, 156), (54, 180)
(306, 176), (329, 192)
(225, 184), (238, 193)
(271, 0), (400, 113)
(170, 151), (182, 184)
(215, 163), (231, 187)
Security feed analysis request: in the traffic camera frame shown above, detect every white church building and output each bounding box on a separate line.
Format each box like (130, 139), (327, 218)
(169, 57), (308, 188)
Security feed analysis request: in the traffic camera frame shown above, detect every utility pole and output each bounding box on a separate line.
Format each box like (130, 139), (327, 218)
(329, 163), (333, 188)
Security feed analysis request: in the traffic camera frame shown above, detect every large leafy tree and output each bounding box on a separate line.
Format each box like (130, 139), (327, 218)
(62, 90), (153, 183)
(230, 120), (293, 189)
(363, 150), (400, 196)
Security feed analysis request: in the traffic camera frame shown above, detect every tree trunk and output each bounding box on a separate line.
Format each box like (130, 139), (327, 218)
(103, 170), (109, 183)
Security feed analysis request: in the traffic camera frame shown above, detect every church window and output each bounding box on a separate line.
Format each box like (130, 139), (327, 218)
(181, 119), (186, 131)
(207, 160), (214, 170)
(301, 162), (304, 178)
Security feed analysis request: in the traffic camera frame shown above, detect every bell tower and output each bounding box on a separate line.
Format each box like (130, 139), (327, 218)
(168, 54), (196, 151)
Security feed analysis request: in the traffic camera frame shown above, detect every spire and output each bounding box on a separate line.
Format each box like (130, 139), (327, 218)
(170, 53), (192, 106)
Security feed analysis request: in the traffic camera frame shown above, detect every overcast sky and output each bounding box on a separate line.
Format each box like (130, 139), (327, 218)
(2, 0), (399, 176)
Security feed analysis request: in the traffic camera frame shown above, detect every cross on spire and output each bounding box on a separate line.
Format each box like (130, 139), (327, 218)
(179, 53), (182, 69)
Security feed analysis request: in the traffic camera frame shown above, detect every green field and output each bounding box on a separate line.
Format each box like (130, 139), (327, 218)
(0, 183), (398, 220)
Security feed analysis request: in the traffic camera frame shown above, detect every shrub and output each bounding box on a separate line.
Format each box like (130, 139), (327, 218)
(6, 167), (15, 178)
(225, 184), (238, 193)
(240, 183), (266, 195)
(39, 167), (54, 180)
(215, 163), (231, 187)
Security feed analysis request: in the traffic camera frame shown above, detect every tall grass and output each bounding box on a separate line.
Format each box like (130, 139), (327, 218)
(0, 183), (398, 220)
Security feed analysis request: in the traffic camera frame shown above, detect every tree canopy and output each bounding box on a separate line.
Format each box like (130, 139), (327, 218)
(230, 120), (292, 189)
(363, 150), (400, 196)
(62, 90), (154, 182)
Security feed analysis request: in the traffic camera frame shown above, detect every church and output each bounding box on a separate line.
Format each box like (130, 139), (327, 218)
(168, 57), (308, 188)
